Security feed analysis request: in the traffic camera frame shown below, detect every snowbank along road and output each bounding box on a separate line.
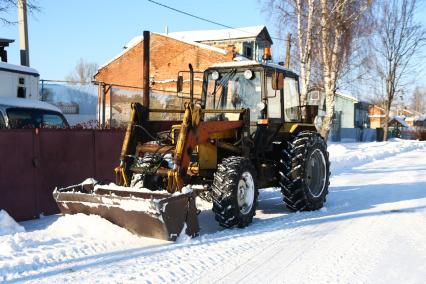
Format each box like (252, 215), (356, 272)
(1, 140), (426, 283)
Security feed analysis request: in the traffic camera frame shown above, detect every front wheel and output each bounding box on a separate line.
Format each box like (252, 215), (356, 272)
(211, 157), (258, 228)
(278, 131), (330, 211)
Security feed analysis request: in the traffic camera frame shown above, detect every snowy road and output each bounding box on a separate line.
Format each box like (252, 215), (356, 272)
(1, 141), (426, 283)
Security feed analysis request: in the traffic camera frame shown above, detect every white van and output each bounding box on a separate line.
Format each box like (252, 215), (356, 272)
(0, 97), (69, 129)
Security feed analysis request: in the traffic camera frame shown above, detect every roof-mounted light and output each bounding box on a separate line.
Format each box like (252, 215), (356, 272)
(262, 47), (272, 61)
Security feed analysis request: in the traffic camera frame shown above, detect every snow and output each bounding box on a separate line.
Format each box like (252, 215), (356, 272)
(391, 115), (409, 127)
(210, 60), (296, 74)
(0, 97), (62, 113)
(0, 62), (39, 76)
(328, 139), (426, 172)
(1, 139), (426, 283)
(0, 210), (25, 236)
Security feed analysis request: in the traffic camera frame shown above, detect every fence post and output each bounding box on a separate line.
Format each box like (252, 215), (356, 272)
(102, 83), (106, 129)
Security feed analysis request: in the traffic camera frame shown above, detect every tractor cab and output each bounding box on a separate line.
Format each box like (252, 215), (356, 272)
(201, 61), (303, 125)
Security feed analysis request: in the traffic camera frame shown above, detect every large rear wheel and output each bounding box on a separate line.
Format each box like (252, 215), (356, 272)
(278, 131), (330, 211)
(211, 157), (258, 228)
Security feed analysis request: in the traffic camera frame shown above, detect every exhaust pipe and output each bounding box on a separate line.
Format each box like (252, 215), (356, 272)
(143, 30), (150, 111)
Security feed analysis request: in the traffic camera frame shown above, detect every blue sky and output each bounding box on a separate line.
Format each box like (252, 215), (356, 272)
(1, 0), (425, 93)
(2, 0), (279, 79)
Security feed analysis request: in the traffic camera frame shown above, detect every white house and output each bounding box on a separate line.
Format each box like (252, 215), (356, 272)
(0, 61), (40, 100)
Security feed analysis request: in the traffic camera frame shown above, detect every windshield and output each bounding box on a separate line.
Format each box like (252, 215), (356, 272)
(6, 108), (68, 129)
(204, 69), (261, 121)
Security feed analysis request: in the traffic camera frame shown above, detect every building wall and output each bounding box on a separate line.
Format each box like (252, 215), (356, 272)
(0, 70), (39, 100)
(369, 105), (385, 129)
(95, 33), (233, 126)
(96, 33), (233, 90)
(198, 30), (272, 61)
(334, 94), (357, 128)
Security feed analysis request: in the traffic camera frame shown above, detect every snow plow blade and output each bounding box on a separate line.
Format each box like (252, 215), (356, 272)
(53, 182), (199, 241)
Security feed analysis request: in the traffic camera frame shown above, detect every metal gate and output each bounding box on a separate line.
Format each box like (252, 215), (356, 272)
(0, 129), (124, 221)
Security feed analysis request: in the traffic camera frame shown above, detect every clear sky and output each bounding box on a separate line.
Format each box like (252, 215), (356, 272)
(1, 0), (281, 79)
(1, 0), (425, 95)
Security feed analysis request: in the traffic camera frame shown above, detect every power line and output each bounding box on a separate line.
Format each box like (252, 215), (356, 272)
(146, 0), (287, 42)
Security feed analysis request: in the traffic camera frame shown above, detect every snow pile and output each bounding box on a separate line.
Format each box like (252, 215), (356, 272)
(328, 140), (426, 172)
(45, 214), (143, 241)
(0, 214), (159, 282)
(0, 210), (25, 236)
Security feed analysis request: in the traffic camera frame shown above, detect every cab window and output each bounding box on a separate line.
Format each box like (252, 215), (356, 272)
(266, 73), (282, 119)
(205, 70), (261, 121)
(283, 77), (301, 121)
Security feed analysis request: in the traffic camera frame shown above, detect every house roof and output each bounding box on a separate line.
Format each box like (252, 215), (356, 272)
(390, 116), (409, 127)
(98, 32), (228, 71)
(210, 60), (297, 75)
(0, 62), (39, 76)
(0, 38), (14, 46)
(166, 26), (273, 44)
(336, 91), (358, 102)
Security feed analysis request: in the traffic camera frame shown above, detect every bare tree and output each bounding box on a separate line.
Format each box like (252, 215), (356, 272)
(318, 0), (373, 138)
(265, 0), (373, 138)
(65, 58), (99, 84)
(374, 0), (426, 140)
(411, 86), (426, 114)
(0, 0), (39, 25)
(264, 0), (319, 111)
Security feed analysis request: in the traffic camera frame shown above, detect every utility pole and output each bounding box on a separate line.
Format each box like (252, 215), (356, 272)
(18, 0), (30, 66)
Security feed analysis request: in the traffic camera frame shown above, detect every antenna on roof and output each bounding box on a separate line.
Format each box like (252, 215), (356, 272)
(165, 25), (169, 35)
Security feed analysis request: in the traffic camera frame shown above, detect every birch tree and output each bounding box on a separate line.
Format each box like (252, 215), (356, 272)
(318, 0), (373, 138)
(374, 0), (426, 140)
(266, 0), (373, 138)
(266, 0), (319, 110)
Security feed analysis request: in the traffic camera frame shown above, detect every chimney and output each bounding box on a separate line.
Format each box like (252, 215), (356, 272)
(18, 0), (30, 66)
(226, 45), (236, 61)
(0, 38), (14, 63)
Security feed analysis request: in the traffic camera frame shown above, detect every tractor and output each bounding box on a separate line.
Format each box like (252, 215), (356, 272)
(53, 60), (330, 240)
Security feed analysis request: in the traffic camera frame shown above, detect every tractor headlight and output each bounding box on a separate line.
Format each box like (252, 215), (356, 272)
(244, 69), (253, 80)
(257, 102), (266, 111)
(212, 71), (220, 80)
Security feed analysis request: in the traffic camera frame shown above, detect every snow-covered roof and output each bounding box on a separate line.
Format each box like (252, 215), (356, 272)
(390, 116), (409, 127)
(167, 26), (270, 43)
(210, 60), (297, 74)
(336, 91), (358, 102)
(0, 62), (39, 76)
(0, 97), (62, 113)
(98, 32), (228, 71)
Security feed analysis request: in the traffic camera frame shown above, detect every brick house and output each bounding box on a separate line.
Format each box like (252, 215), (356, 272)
(369, 105), (385, 129)
(94, 32), (236, 126)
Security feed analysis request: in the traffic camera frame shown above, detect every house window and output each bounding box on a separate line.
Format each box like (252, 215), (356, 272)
(243, 42), (254, 59)
(310, 91), (319, 101)
(17, 86), (26, 98)
(245, 46), (252, 59)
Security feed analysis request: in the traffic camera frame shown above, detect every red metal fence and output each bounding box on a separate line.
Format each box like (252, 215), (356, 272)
(0, 129), (124, 221)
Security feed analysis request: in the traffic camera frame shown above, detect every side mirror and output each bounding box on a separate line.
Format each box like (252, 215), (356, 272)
(177, 75), (184, 93)
(272, 72), (284, 90)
